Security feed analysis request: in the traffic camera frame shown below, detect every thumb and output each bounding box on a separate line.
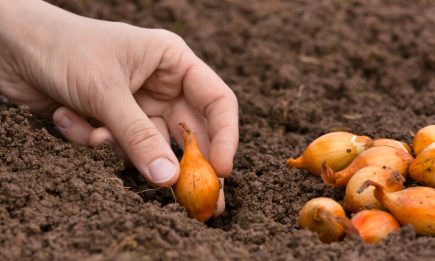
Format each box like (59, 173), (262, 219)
(100, 93), (179, 186)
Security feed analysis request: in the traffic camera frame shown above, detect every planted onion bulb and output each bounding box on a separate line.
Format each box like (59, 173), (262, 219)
(344, 166), (405, 213)
(351, 209), (400, 244)
(287, 132), (373, 176)
(413, 125), (435, 157)
(173, 123), (220, 222)
(299, 197), (359, 243)
(321, 146), (413, 188)
(358, 180), (435, 236)
(373, 139), (411, 154)
(409, 147), (435, 188)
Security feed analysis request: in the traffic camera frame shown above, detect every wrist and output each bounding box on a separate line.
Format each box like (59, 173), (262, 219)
(0, 1), (72, 71)
(0, 1), (48, 53)
(0, 0), (19, 41)
(0, 0), (40, 36)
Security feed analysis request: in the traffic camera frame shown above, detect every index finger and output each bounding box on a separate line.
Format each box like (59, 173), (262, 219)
(182, 56), (239, 178)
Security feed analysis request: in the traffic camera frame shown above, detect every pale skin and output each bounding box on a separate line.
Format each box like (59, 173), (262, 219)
(0, 0), (238, 216)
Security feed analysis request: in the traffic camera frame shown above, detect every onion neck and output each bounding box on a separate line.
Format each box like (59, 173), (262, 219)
(183, 130), (202, 158)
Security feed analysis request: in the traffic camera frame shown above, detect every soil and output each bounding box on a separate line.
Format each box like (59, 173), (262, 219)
(2, 0), (435, 260)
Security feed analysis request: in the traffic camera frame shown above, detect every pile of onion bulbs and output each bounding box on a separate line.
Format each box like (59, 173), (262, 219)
(290, 126), (435, 243)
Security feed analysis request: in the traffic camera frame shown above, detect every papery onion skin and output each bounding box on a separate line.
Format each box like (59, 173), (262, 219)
(351, 209), (400, 243)
(422, 142), (435, 154)
(409, 148), (435, 188)
(321, 146), (413, 188)
(299, 197), (359, 243)
(173, 123), (220, 222)
(287, 132), (373, 176)
(413, 125), (435, 157)
(358, 180), (435, 236)
(373, 139), (411, 154)
(344, 166), (405, 213)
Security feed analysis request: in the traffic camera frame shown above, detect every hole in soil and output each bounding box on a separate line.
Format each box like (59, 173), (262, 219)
(40, 224), (52, 232)
(272, 82), (281, 90)
(236, 66), (246, 76)
(118, 169), (177, 205)
(117, 167), (237, 231)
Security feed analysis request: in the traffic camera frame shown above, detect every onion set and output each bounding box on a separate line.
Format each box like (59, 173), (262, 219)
(299, 197), (359, 243)
(358, 180), (435, 236)
(343, 166), (405, 213)
(412, 125), (435, 157)
(373, 139), (411, 154)
(409, 147), (435, 188)
(351, 209), (400, 243)
(321, 146), (413, 188)
(287, 132), (373, 176)
(173, 123), (220, 222)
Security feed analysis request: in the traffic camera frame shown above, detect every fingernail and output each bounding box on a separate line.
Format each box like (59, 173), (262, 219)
(95, 140), (112, 147)
(55, 114), (71, 130)
(149, 158), (176, 183)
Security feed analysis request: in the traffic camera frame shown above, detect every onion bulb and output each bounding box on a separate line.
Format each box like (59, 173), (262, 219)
(287, 132), (373, 176)
(412, 125), (435, 157)
(321, 146), (413, 188)
(344, 166), (405, 213)
(299, 197), (359, 243)
(358, 180), (435, 236)
(373, 139), (411, 154)
(409, 147), (435, 188)
(173, 123), (220, 222)
(351, 209), (400, 243)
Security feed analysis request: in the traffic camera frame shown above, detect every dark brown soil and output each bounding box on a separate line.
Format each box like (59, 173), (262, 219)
(2, 0), (435, 260)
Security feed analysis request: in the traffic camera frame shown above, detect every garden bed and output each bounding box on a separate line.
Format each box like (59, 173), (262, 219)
(2, 0), (435, 260)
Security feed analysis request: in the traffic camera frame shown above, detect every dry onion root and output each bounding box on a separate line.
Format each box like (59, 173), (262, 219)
(358, 180), (435, 236)
(287, 132), (373, 176)
(343, 166), (405, 213)
(351, 209), (400, 243)
(173, 123), (220, 222)
(321, 146), (413, 188)
(373, 139), (411, 154)
(299, 197), (359, 243)
(412, 125), (435, 157)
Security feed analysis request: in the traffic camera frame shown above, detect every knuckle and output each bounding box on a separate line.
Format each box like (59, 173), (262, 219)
(156, 29), (186, 45)
(228, 91), (238, 106)
(152, 30), (194, 70)
(122, 119), (161, 152)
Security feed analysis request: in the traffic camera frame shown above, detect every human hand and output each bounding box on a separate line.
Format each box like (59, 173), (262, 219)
(0, 0), (238, 216)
